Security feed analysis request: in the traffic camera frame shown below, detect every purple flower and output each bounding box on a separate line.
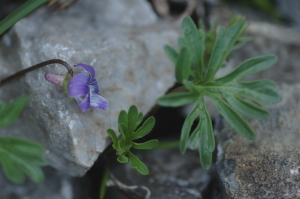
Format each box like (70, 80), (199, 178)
(68, 64), (108, 112)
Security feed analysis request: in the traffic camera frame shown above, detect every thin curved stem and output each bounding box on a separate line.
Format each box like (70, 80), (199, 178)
(0, 59), (73, 85)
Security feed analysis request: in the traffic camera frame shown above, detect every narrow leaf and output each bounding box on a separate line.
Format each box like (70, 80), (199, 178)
(157, 92), (198, 107)
(212, 97), (256, 140)
(236, 87), (281, 105)
(215, 55), (278, 84)
(107, 129), (118, 144)
(199, 98), (215, 153)
(99, 168), (110, 199)
(135, 112), (143, 130)
(128, 151), (149, 175)
(164, 45), (179, 64)
(180, 105), (199, 154)
(205, 22), (244, 81)
(0, 0), (47, 36)
(175, 48), (191, 83)
(118, 123), (127, 138)
(132, 139), (159, 150)
(188, 120), (201, 149)
(182, 17), (205, 80)
(118, 110), (128, 128)
(238, 79), (277, 90)
(225, 95), (270, 119)
(131, 117), (155, 140)
(0, 96), (28, 129)
(127, 105), (139, 134)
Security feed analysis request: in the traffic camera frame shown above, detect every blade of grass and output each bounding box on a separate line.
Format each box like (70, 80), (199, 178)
(0, 0), (47, 36)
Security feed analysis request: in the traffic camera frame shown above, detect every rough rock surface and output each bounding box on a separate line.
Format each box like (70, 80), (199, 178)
(0, 0), (177, 176)
(216, 84), (300, 199)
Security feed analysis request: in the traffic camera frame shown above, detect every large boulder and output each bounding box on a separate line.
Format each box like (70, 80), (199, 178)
(0, 0), (177, 176)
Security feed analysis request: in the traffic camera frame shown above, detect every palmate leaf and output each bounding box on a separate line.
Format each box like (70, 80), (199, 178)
(158, 16), (281, 171)
(0, 137), (46, 184)
(107, 105), (157, 175)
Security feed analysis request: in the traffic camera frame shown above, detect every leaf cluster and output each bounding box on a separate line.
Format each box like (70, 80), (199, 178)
(107, 105), (158, 175)
(0, 96), (46, 184)
(158, 16), (281, 170)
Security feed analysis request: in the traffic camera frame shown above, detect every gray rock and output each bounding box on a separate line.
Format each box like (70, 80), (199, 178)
(0, 167), (86, 199)
(0, 0), (177, 176)
(216, 84), (300, 199)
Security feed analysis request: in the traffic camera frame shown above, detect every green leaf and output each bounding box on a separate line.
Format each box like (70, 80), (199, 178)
(215, 55), (278, 84)
(164, 45), (179, 64)
(157, 92), (198, 107)
(0, 137), (45, 184)
(188, 120), (201, 149)
(237, 79), (277, 90)
(117, 155), (128, 163)
(128, 151), (149, 175)
(180, 105), (199, 154)
(178, 36), (186, 50)
(235, 85), (281, 105)
(182, 16), (205, 80)
(175, 48), (191, 83)
(0, 96), (28, 129)
(131, 117), (155, 140)
(106, 129), (118, 144)
(212, 97), (255, 140)
(99, 168), (110, 199)
(135, 112), (144, 130)
(118, 110), (128, 129)
(199, 98), (215, 152)
(132, 139), (159, 150)
(205, 22), (244, 81)
(225, 95), (270, 119)
(118, 123), (127, 138)
(0, 0), (47, 36)
(127, 105), (139, 134)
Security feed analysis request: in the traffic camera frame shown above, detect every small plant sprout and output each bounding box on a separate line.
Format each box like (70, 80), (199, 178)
(157, 16), (281, 170)
(107, 105), (158, 175)
(45, 62), (108, 112)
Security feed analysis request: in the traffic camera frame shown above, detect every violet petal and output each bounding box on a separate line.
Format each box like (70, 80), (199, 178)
(89, 80), (99, 94)
(68, 73), (90, 97)
(77, 93), (90, 112)
(74, 63), (95, 79)
(90, 92), (108, 110)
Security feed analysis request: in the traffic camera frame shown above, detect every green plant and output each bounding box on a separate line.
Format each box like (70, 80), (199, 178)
(107, 105), (158, 175)
(0, 0), (47, 36)
(157, 16), (281, 170)
(0, 96), (46, 184)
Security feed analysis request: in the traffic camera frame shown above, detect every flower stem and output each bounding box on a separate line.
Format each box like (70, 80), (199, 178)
(0, 59), (73, 85)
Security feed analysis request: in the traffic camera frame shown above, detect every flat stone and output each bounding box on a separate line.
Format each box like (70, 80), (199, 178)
(0, 0), (177, 176)
(216, 84), (300, 199)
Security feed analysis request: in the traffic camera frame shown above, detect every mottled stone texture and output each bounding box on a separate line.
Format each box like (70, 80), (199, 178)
(216, 84), (300, 199)
(0, 0), (177, 176)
